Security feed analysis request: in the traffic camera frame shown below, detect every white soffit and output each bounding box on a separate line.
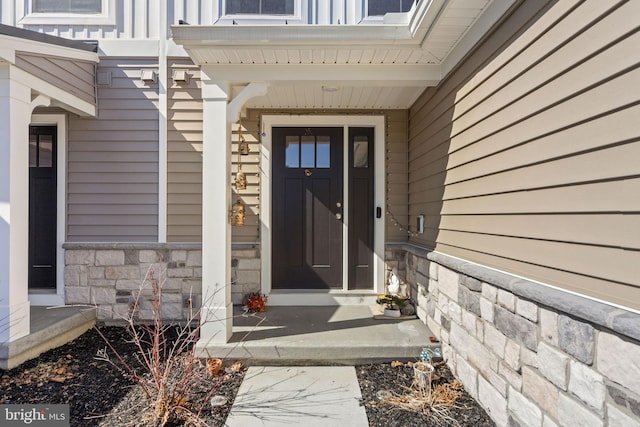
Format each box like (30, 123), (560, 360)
(172, 0), (510, 109)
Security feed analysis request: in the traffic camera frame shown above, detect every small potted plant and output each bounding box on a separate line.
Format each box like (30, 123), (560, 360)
(376, 294), (407, 318)
(244, 292), (268, 312)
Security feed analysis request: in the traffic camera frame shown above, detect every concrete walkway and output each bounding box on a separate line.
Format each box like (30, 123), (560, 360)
(226, 366), (369, 427)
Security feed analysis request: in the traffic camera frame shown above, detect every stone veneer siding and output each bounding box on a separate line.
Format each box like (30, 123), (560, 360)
(64, 243), (260, 322)
(386, 243), (640, 427)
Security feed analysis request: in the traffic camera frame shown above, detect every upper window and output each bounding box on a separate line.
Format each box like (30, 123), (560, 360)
(33, 0), (101, 14)
(22, 0), (114, 25)
(368, 0), (417, 16)
(227, 0), (295, 15)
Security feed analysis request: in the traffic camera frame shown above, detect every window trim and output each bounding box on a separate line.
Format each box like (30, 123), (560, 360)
(360, 0), (417, 24)
(20, 0), (115, 26)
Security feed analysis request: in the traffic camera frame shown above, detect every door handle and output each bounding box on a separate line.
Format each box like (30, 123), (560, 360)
(336, 213), (342, 220)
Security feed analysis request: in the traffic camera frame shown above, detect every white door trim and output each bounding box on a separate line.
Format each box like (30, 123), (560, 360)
(260, 115), (385, 303)
(29, 114), (66, 306)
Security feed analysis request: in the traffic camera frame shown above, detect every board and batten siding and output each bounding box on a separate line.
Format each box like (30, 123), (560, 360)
(15, 52), (96, 107)
(67, 58), (159, 242)
(408, 0), (640, 310)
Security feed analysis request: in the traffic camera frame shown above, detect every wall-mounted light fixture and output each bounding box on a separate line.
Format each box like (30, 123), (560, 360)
(172, 69), (189, 83)
(140, 69), (157, 83)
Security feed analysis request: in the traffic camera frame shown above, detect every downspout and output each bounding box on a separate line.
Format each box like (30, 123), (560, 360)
(158, 0), (168, 243)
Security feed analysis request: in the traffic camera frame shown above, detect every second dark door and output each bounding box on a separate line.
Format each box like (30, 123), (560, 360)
(29, 125), (57, 289)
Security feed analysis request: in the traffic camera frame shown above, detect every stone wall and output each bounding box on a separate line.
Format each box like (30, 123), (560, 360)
(386, 243), (640, 427)
(64, 243), (261, 322)
(231, 245), (261, 305)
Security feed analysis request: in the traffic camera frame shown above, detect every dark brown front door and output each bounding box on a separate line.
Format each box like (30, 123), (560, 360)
(29, 125), (57, 289)
(272, 127), (344, 289)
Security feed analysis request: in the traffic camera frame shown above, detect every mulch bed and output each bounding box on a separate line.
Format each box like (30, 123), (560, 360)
(357, 362), (495, 427)
(1, 326), (494, 426)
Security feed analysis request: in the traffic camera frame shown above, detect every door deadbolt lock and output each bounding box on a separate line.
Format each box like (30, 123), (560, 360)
(336, 202), (342, 208)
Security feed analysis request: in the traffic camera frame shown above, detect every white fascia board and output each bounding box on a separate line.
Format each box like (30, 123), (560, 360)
(0, 46), (16, 64)
(0, 35), (98, 63)
(200, 63), (441, 84)
(12, 67), (96, 117)
(172, 24), (416, 48)
(441, 0), (517, 78)
(410, 0), (446, 41)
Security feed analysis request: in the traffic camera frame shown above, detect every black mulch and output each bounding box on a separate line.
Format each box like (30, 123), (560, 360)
(357, 361), (495, 427)
(1, 327), (494, 426)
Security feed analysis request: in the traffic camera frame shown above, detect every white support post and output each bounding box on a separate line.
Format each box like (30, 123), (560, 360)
(197, 77), (232, 346)
(0, 64), (31, 342)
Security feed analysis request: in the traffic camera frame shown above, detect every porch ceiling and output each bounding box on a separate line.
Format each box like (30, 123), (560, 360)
(172, 0), (515, 109)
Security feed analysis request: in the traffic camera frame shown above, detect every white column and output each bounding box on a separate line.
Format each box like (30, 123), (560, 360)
(197, 77), (232, 345)
(0, 64), (31, 342)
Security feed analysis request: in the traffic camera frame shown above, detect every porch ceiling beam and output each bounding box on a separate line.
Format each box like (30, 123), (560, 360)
(200, 63), (441, 85)
(227, 82), (268, 123)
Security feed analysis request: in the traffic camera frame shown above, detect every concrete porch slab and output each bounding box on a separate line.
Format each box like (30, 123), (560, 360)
(196, 305), (438, 364)
(226, 366), (369, 427)
(0, 306), (96, 370)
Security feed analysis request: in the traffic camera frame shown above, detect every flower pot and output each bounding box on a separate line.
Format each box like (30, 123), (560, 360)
(414, 361), (434, 390)
(384, 308), (401, 318)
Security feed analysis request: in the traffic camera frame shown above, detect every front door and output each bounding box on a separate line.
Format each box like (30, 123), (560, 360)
(28, 125), (57, 289)
(272, 127), (344, 289)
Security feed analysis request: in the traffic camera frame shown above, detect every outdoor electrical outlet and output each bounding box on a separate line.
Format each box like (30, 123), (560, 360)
(184, 298), (192, 308)
(417, 214), (425, 234)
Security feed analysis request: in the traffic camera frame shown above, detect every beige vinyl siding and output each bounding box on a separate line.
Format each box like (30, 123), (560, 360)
(167, 59), (203, 242)
(408, 0), (640, 309)
(67, 58), (159, 241)
(15, 52), (96, 107)
(166, 74), (409, 243)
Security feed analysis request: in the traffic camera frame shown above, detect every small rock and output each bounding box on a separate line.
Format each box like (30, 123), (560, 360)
(210, 395), (228, 407)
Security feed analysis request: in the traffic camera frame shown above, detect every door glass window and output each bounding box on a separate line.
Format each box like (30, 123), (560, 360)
(30, 134), (54, 167)
(285, 132), (331, 169)
(29, 135), (38, 167)
(316, 136), (330, 168)
(285, 136), (300, 168)
(300, 135), (315, 168)
(353, 136), (369, 168)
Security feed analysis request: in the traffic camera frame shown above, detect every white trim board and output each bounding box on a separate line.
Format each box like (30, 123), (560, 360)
(29, 114), (66, 307)
(260, 115), (385, 302)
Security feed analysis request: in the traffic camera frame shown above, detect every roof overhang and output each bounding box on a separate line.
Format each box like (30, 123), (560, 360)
(0, 24), (99, 117)
(172, 0), (515, 110)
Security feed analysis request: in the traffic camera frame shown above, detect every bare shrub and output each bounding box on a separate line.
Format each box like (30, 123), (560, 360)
(93, 265), (232, 426)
